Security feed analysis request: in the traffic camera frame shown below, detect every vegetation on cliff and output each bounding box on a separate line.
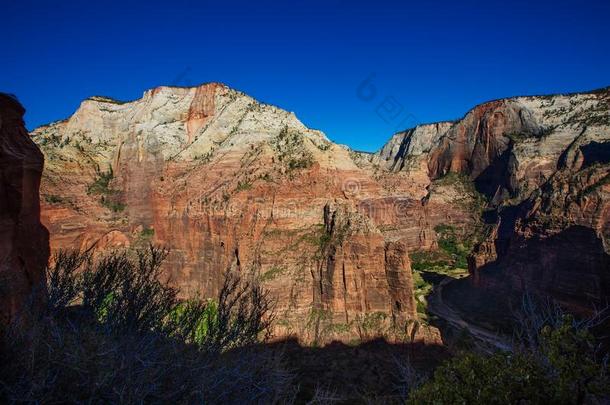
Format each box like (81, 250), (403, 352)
(271, 126), (314, 175)
(87, 166), (126, 213)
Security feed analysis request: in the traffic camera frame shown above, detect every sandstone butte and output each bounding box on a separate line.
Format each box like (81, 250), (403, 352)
(20, 83), (609, 343)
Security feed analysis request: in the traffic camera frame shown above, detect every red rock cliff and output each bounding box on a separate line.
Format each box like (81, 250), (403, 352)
(31, 83), (610, 340)
(33, 84), (431, 343)
(0, 94), (49, 325)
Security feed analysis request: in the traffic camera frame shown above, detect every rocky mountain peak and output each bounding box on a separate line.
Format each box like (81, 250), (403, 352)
(33, 82), (334, 167)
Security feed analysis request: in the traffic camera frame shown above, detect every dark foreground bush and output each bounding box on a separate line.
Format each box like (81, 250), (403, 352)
(0, 247), (294, 404)
(407, 295), (610, 404)
(3, 248), (609, 403)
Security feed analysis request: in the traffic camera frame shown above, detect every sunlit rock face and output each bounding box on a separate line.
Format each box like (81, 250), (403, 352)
(0, 94), (49, 325)
(33, 83), (427, 342)
(33, 83), (609, 340)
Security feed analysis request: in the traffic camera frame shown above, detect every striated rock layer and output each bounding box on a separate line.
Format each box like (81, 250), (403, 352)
(0, 94), (49, 325)
(32, 83), (610, 340)
(461, 89), (610, 312)
(373, 87), (610, 312)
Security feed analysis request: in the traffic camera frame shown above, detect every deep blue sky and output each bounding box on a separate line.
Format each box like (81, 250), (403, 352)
(2, 0), (609, 151)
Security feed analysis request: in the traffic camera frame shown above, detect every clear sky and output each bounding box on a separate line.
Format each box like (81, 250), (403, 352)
(2, 0), (609, 152)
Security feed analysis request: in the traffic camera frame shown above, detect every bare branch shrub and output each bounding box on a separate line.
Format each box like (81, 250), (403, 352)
(513, 291), (610, 354)
(201, 348), (297, 404)
(393, 355), (425, 401)
(202, 270), (275, 353)
(1, 247), (287, 404)
(0, 316), (294, 404)
(46, 249), (91, 310)
(82, 246), (177, 334)
(305, 385), (344, 404)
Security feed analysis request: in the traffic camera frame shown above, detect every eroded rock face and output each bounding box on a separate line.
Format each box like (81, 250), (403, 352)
(372, 87), (610, 312)
(0, 94), (49, 325)
(302, 203), (417, 342)
(35, 84), (438, 343)
(470, 149), (610, 311)
(459, 89), (610, 311)
(33, 83), (610, 339)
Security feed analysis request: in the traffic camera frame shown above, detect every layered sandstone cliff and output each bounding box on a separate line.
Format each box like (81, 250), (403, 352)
(32, 83), (609, 339)
(468, 107), (610, 311)
(371, 87), (609, 312)
(0, 94), (49, 325)
(414, 89), (609, 311)
(34, 84), (454, 342)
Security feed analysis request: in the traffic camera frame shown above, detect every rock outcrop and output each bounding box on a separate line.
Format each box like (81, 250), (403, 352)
(32, 83), (610, 339)
(470, 137), (610, 311)
(373, 87), (610, 313)
(0, 94), (49, 325)
(445, 89), (609, 311)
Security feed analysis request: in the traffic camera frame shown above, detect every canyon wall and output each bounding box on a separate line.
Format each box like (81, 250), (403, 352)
(372, 87), (609, 311)
(0, 94), (49, 325)
(32, 83), (609, 339)
(469, 133), (610, 311)
(438, 89), (609, 310)
(34, 85), (434, 342)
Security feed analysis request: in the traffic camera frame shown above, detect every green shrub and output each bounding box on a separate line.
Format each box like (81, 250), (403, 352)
(409, 249), (453, 271)
(434, 224), (472, 269)
(271, 126), (314, 175)
(87, 167), (114, 195)
(315, 141), (331, 151)
(100, 196), (126, 212)
(408, 352), (551, 404)
(408, 302), (610, 404)
(259, 172), (272, 182)
(140, 227), (155, 239)
(167, 298), (218, 345)
(44, 194), (65, 204)
(88, 167), (126, 212)
(88, 95), (127, 104)
(433, 172), (488, 213)
(355, 312), (388, 341)
(536, 315), (609, 402)
(236, 180), (252, 191)
(260, 266), (286, 282)
(306, 308), (334, 345)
